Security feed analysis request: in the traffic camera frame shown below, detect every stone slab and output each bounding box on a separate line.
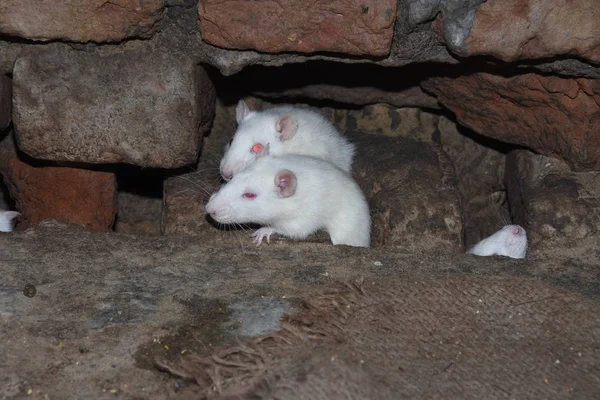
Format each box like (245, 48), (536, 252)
(198, 0), (397, 56)
(464, 0), (600, 63)
(0, 222), (599, 398)
(505, 149), (600, 251)
(12, 47), (216, 168)
(349, 130), (463, 249)
(0, 134), (117, 232)
(423, 72), (600, 171)
(0, 0), (165, 43)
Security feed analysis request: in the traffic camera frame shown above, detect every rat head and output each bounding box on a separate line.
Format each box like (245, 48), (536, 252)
(207, 158), (298, 225)
(220, 100), (300, 181)
(498, 224), (528, 258)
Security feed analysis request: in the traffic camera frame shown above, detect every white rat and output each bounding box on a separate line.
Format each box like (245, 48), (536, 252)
(219, 100), (355, 180)
(0, 210), (20, 233)
(466, 224), (528, 259)
(206, 152), (371, 248)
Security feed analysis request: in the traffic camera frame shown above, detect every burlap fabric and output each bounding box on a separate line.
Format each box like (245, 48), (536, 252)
(158, 274), (600, 399)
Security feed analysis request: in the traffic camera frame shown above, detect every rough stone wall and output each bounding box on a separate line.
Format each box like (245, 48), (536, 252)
(0, 0), (597, 250)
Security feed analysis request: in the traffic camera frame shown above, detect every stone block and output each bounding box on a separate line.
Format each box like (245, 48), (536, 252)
(198, 0), (397, 56)
(423, 72), (600, 171)
(0, 0), (165, 43)
(12, 47), (216, 168)
(463, 0), (600, 63)
(0, 134), (117, 232)
(505, 150), (600, 251)
(349, 130), (463, 249)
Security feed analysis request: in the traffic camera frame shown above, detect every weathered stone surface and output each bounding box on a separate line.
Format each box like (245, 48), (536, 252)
(422, 72), (600, 171)
(198, 0), (397, 56)
(115, 192), (162, 235)
(162, 171), (220, 238)
(438, 116), (511, 248)
(0, 76), (11, 131)
(169, 276), (600, 398)
(344, 105), (440, 141)
(462, 0), (600, 63)
(162, 99), (231, 237)
(2, 221), (600, 398)
(414, 0), (600, 64)
(349, 130), (463, 249)
(0, 0), (165, 43)
(2, 4), (598, 80)
(0, 134), (117, 232)
(505, 150), (600, 251)
(12, 47), (216, 168)
(530, 58), (600, 80)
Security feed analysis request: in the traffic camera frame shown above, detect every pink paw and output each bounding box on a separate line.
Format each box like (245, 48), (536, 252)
(252, 228), (274, 247)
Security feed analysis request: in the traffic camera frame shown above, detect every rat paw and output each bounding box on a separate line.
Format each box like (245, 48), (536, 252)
(252, 227), (275, 247)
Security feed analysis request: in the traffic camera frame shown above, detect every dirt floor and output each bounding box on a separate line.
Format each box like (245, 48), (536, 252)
(1, 221), (599, 399)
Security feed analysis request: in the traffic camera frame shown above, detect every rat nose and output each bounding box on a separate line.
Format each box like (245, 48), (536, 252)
(512, 226), (523, 235)
(221, 168), (233, 181)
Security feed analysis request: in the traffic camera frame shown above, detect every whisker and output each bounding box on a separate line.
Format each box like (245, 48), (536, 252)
(171, 175), (214, 196)
(233, 223), (246, 248)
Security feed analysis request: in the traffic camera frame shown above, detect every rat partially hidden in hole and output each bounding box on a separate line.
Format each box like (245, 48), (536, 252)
(219, 100), (355, 180)
(206, 150), (371, 248)
(0, 211), (20, 233)
(466, 224), (528, 259)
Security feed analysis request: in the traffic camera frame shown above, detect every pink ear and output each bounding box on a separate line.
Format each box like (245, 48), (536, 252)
(236, 99), (251, 124)
(255, 143), (270, 158)
(275, 114), (299, 141)
(274, 169), (297, 198)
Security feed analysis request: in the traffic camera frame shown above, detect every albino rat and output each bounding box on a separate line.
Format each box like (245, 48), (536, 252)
(466, 224), (528, 259)
(220, 100), (355, 180)
(0, 210), (20, 232)
(206, 153), (371, 248)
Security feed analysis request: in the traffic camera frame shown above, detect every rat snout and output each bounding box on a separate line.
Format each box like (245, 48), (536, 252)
(204, 196), (233, 224)
(205, 204), (217, 217)
(219, 157), (233, 181)
(221, 159), (249, 181)
(512, 226), (524, 236)
(220, 164), (234, 181)
(222, 170), (233, 181)
(205, 195), (218, 217)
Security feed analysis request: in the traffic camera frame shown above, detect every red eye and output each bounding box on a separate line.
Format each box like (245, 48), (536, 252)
(228, 138), (233, 145)
(242, 192), (257, 199)
(251, 143), (263, 153)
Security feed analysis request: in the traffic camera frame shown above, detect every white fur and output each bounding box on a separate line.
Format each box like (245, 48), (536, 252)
(0, 211), (20, 233)
(466, 224), (528, 259)
(207, 155), (371, 248)
(220, 100), (355, 180)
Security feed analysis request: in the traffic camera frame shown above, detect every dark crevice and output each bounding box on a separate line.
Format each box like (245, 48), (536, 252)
(438, 109), (530, 155)
(205, 57), (596, 110)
